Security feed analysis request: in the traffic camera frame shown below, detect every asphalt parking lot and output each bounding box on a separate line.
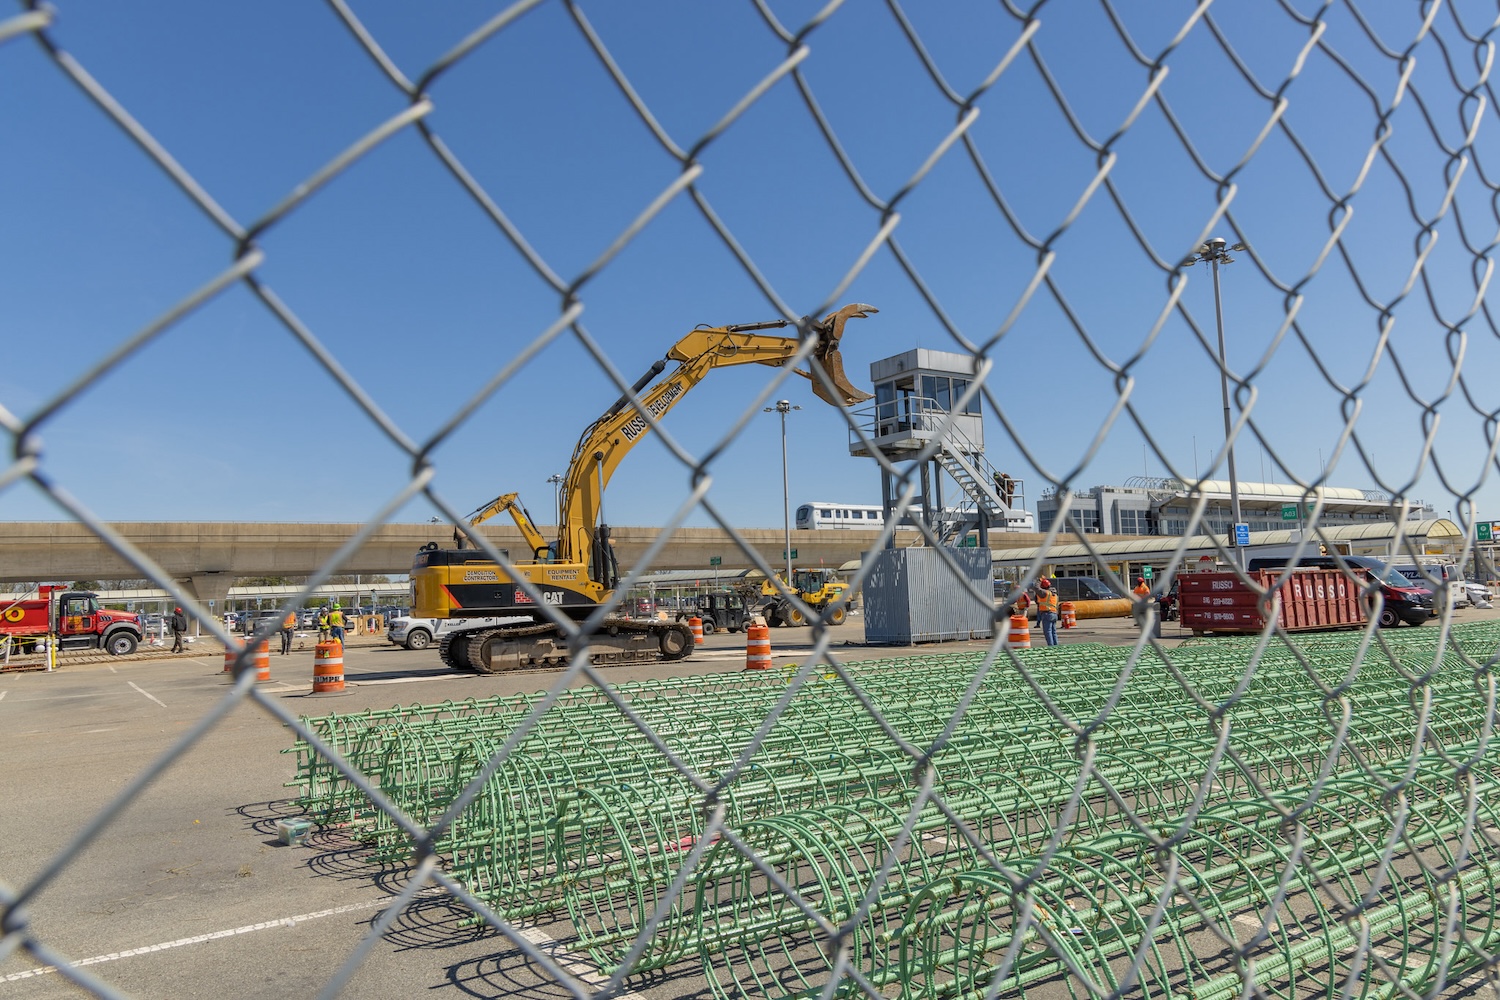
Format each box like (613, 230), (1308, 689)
(0, 620), (979, 999)
(3, 609), (1493, 998)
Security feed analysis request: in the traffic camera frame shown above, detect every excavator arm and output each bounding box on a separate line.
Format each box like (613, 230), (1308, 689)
(556, 304), (877, 581)
(461, 492), (551, 560)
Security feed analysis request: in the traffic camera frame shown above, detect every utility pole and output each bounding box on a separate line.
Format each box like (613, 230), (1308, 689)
(1185, 237), (1247, 568)
(765, 400), (801, 581)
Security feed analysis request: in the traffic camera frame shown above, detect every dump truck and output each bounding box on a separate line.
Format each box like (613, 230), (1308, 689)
(0, 586), (144, 656)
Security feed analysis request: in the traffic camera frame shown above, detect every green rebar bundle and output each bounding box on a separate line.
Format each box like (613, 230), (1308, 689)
(285, 620), (1500, 998)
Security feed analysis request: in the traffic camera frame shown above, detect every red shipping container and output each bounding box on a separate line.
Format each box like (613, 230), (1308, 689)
(1180, 570), (1365, 634)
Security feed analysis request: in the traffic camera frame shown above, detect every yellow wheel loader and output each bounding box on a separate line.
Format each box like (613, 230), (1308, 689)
(755, 568), (851, 628)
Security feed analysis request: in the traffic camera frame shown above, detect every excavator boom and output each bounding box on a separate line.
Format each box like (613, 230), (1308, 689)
(557, 304), (877, 574)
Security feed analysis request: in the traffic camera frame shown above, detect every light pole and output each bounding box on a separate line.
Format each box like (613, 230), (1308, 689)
(764, 400), (800, 582)
(546, 473), (563, 525)
(1185, 237), (1247, 568)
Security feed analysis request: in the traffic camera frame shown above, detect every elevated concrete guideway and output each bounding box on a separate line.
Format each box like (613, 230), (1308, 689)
(0, 522), (964, 604)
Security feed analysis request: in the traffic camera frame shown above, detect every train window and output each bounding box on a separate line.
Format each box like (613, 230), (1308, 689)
(820, 509), (831, 517)
(851, 510), (863, 518)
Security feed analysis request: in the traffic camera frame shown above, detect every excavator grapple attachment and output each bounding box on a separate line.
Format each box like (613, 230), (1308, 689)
(806, 302), (877, 406)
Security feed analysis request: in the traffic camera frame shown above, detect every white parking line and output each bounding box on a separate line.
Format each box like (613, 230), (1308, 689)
(3, 895), (634, 994)
(690, 650), (805, 662)
(1, 897), (389, 982)
(127, 682), (166, 708)
(0, 690), (6, 701)
(356, 674), (458, 687)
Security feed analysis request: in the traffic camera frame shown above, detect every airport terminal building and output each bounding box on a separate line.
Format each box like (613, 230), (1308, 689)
(1036, 477), (1431, 537)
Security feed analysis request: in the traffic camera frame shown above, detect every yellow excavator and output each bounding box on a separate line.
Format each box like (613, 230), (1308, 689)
(411, 304), (876, 673)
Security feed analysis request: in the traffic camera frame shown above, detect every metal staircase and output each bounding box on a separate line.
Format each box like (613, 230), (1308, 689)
(914, 402), (1024, 544)
(849, 394), (1030, 544)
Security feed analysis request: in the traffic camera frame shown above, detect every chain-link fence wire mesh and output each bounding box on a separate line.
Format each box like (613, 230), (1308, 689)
(7, 0), (1500, 996)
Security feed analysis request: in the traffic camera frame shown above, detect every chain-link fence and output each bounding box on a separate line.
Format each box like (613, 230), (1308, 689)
(6, 1), (1500, 997)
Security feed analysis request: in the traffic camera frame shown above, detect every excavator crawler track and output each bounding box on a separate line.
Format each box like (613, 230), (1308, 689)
(437, 617), (694, 674)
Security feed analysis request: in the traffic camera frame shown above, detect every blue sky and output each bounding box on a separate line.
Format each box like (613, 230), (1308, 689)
(3, 1), (1498, 534)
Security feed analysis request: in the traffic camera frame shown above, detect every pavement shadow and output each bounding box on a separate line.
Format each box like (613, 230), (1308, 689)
(438, 922), (709, 1000)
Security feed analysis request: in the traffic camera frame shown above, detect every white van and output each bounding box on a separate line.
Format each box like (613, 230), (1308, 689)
(1388, 558), (1466, 610)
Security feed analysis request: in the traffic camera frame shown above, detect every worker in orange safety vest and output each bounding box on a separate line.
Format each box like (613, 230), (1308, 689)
(1035, 578), (1060, 646)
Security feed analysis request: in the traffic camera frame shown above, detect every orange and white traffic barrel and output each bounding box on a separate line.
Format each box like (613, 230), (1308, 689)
(254, 640), (271, 682)
(1007, 614), (1032, 650)
(690, 616), (704, 645)
(223, 640), (239, 674)
(744, 624), (771, 670)
(312, 640), (345, 694)
(1060, 602), (1077, 629)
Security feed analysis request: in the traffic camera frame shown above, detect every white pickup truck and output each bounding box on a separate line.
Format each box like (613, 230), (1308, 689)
(386, 615), (526, 651)
(1389, 559), (1467, 611)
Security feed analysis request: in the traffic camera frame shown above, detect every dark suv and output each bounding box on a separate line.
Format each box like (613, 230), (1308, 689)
(1050, 577), (1128, 602)
(1246, 555), (1433, 627)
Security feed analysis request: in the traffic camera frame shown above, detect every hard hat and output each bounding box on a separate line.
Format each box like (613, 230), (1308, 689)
(333, 603), (341, 608)
(1038, 579), (1050, 589)
(174, 607), (182, 613)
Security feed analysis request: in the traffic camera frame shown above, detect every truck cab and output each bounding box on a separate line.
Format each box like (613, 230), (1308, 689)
(56, 592), (144, 655)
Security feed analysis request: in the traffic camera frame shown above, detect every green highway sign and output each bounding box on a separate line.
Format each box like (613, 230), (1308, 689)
(1480, 523), (1493, 543)
(1281, 503), (1299, 521)
(1142, 566), (1154, 580)
(784, 549), (798, 560)
(709, 556), (722, 566)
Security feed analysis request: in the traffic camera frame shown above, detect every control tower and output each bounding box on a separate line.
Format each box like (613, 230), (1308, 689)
(848, 348), (1032, 546)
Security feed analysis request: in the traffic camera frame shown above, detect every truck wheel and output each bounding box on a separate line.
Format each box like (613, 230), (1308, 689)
(783, 603), (807, 627)
(106, 632), (138, 656)
(828, 606), (848, 626)
(701, 619), (716, 636)
(1378, 608), (1399, 628)
(405, 629), (432, 650)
